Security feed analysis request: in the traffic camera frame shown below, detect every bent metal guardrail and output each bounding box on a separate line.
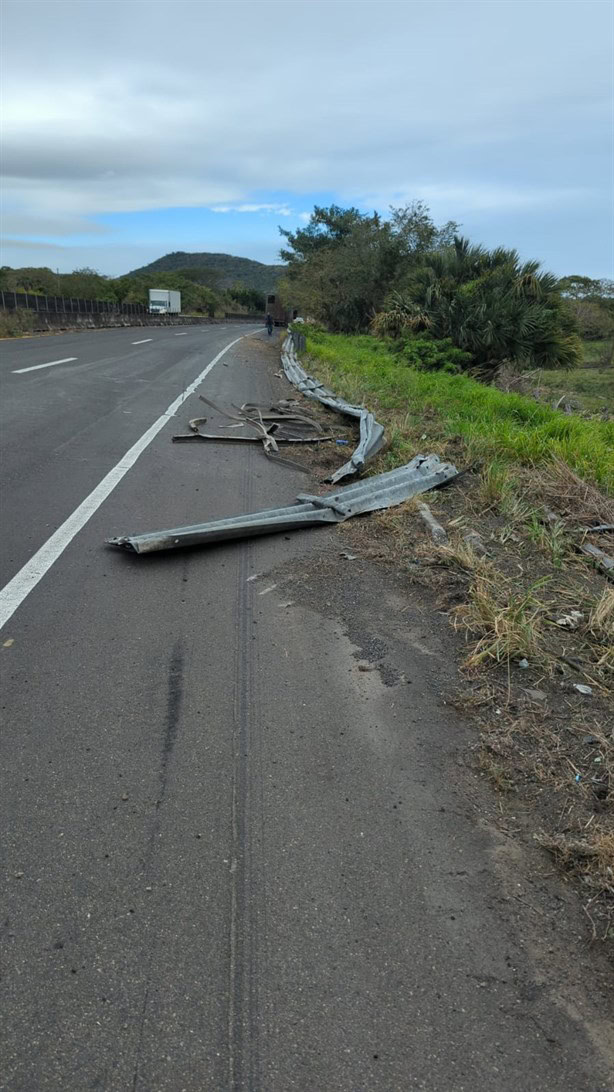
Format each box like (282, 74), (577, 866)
(107, 456), (459, 554)
(281, 333), (385, 484)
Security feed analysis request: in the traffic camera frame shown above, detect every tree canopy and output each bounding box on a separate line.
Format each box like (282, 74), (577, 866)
(279, 204), (585, 370)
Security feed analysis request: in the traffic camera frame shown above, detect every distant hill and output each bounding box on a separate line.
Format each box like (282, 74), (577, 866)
(126, 251), (284, 293)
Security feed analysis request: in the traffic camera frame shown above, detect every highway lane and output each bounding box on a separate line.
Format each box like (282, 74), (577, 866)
(0, 324), (245, 588)
(1, 328), (611, 1090)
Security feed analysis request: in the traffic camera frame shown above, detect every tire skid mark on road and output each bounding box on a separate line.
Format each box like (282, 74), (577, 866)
(131, 637), (185, 1092)
(228, 442), (265, 1091)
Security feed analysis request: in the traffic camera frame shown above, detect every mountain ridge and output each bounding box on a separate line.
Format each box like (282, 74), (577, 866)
(125, 250), (284, 293)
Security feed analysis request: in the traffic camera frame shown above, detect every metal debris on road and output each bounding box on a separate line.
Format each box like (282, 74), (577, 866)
(172, 395), (333, 473)
(107, 455), (459, 555)
(282, 334), (385, 483)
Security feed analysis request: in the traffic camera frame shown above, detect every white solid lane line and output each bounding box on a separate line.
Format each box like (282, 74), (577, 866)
(175, 332), (188, 336)
(13, 357), (77, 375)
(0, 333), (249, 631)
(132, 338), (153, 345)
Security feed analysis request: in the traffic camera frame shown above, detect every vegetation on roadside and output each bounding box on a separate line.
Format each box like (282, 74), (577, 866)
(302, 329), (614, 492)
(279, 202), (458, 334)
(0, 308), (38, 337)
(536, 359), (614, 414)
(280, 204), (614, 374)
(559, 275), (614, 344)
(374, 238), (582, 371)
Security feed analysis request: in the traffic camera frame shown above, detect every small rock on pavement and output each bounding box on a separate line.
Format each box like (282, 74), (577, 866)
(463, 529), (489, 556)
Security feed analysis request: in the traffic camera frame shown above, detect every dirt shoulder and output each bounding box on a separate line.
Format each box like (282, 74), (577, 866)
(223, 333), (614, 1083)
(252, 332), (614, 948)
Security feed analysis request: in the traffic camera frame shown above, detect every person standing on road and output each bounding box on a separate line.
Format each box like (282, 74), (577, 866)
(265, 313), (273, 335)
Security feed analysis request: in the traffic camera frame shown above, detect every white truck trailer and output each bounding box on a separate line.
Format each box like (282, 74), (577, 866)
(148, 289), (181, 314)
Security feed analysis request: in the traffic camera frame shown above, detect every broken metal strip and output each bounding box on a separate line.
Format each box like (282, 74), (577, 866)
(172, 432), (331, 445)
(192, 391), (331, 461)
(107, 455), (458, 554)
(282, 335), (385, 481)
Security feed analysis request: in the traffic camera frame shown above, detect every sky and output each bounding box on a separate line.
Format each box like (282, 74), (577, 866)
(1, 0), (612, 279)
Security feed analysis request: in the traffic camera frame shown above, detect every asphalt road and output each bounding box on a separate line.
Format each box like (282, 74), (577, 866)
(0, 325), (611, 1091)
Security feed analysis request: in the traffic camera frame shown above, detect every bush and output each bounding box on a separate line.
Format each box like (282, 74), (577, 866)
(373, 238), (582, 373)
(392, 335), (472, 373)
(0, 308), (37, 336)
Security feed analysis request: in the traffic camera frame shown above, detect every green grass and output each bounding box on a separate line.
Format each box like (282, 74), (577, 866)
(581, 338), (613, 367)
(536, 350), (613, 414)
(303, 330), (614, 494)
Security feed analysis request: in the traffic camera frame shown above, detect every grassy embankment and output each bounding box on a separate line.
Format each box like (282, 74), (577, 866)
(537, 338), (613, 414)
(303, 329), (614, 493)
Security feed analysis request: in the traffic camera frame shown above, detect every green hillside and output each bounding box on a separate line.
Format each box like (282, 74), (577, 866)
(126, 251), (284, 293)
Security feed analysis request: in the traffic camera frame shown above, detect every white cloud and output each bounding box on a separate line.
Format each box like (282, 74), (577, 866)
(211, 204), (292, 215)
(1, 213), (109, 237)
(360, 183), (593, 217)
(1, 237), (69, 251)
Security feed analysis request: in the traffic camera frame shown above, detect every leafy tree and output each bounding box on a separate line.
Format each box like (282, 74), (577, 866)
(0, 266), (60, 294)
(171, 266), (223, 290)
(61, 268), (116, 300)
(558, 275), (614, 340)
(279, 202), (457, 332)
(559, 275), (614, 301)
(228, 282), (265, 311)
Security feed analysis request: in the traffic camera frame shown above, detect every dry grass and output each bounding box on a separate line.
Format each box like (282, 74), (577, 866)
(474, 700), (613, 933)
(589, 589), (614, 642)
(537, 832), (614, 937)
(540, 457), (614, 526)
(453, 574), (550, 670)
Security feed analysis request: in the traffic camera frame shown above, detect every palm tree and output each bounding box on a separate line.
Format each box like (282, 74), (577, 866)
(375, 238), (582, 372)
